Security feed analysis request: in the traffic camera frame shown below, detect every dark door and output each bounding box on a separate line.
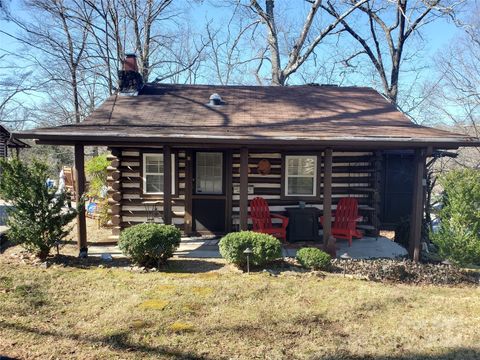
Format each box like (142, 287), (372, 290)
(380, 152), (415, 229)
(192, 151), (226, 234)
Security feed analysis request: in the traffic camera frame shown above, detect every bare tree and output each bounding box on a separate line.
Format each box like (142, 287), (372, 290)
(203, 6), (267, 85)
(422, 7), (480, 167)
(120, 0), (176, 82)
(2, 0), (92, 123)
(321, 0), (464, 104)
(82, 0), (126, 96)
(242, 0), (367, 85)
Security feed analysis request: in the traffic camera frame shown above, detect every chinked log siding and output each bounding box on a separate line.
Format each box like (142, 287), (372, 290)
(116, 148), (187, 231)
(110, 147), (379, 238)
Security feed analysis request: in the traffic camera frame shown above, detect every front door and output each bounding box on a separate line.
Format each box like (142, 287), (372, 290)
(192, 151), (226, 234)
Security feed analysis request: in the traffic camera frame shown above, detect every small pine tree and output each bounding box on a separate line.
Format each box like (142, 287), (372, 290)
(431, 169), (480, 266)
(0, 158), (78, 259)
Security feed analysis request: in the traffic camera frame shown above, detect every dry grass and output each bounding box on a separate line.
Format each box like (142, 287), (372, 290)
(68, 217), (113, 244)
(0, 253), (479, 360)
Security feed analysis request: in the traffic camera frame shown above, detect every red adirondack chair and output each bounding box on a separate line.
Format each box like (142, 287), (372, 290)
(321, 197), (363, 246)
(250, 197), (289, 241)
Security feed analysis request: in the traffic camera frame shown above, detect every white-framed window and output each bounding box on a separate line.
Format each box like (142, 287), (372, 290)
(142, 153), (175, 195)
(285, 155), (317, 197)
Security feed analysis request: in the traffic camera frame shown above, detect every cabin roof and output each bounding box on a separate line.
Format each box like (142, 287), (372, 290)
(0, 125), (30, 148)
(15, 84), (478, 148)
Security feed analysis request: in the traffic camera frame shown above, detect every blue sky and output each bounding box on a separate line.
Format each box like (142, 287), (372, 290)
(1, 1), (461, 70)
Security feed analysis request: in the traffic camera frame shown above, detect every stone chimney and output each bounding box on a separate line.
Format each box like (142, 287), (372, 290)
(123, 53), (138, 72)
(118, 53), (143, 94)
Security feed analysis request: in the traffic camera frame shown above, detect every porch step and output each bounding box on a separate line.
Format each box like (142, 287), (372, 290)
(358, 206), (375, 211)
(357, 225), (376, 230)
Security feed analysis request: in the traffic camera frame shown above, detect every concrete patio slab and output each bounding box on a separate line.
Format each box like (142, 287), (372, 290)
(87, 235), (407, 260)
(282, 236), (408, 259)
(87, 237), (222, 259)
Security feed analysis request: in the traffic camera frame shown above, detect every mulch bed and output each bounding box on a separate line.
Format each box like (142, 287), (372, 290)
(331, 258), (480, 286)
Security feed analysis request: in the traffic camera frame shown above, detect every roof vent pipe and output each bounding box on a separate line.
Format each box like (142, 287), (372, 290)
(209, 93), (224, 106)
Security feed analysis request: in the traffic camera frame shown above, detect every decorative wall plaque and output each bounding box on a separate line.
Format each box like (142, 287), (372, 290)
(257, 159), (271, 175)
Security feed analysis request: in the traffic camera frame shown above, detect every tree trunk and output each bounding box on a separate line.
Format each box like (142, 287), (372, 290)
(265, 0), (283, 86)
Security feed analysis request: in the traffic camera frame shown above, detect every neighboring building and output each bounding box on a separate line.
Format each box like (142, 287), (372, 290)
(0, 125), (29, 159)
(16, 55), (479, 260)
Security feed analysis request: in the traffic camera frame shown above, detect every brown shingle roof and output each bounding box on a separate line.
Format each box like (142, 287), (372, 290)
(16, 84), (478, 148)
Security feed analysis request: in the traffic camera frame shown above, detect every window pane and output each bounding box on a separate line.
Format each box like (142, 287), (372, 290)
(287, 156), (316, 176)
(287, 158), (300, 175)
(146, 174), (163, 193)
(145, 155), (163, 173)
(196, 152), (223, 193)
(288, 177), (314, 195)
(299, 157), (315, 175)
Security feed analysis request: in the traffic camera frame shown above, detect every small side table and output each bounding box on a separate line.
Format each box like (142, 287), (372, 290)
(285, 207), (321, 242)
(142, 201), (162, 223)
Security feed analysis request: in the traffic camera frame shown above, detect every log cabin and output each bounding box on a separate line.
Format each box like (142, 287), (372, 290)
(0, 125), (29, 159)
(15, 55), (479, 261)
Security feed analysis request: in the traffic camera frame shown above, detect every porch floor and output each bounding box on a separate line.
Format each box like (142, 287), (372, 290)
(88, 235), (408, 260)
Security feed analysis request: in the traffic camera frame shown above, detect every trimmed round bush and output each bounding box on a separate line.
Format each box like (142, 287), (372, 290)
(296, 247), (331, 271)
(119, 223), (181, 267)
(219, 231), (282, 268)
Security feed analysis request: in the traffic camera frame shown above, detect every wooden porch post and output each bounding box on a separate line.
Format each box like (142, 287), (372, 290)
(225, 150), (233, 233)
(74, 144), (87, 256)
(239, 147), (249, 231)
(184, 150), (193, 234)
(409, 148), (426, 262)
(323, 148), (333, 249)
(163, 145), (172, 225)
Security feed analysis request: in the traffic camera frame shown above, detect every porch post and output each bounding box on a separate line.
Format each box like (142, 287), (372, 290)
(74, 144), (87, 257)
(225, 150), (233, 233)
(163, 145), (172, 225)
(184, 150), (193, 234)
(409, 148), (426, 262)
(323, 148), (333, 248)
(239, 147), (249, 231)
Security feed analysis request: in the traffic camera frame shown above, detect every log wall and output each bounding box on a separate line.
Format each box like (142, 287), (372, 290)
(231, 150), (378, 234)
(108, 147), (380, 240)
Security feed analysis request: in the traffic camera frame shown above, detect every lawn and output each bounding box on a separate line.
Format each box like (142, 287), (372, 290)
(0, 253), (479, 360)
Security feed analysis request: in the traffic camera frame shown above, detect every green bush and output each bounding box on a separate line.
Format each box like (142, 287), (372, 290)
(0, 158), (77, 259)
(219, 231), (282, 268)
(431, 169), (480, 266)
(118, 223), (181, 267)
(85, 154), (109, 198)
(97, 198), (111, 227)
(296, 247), (331, 270)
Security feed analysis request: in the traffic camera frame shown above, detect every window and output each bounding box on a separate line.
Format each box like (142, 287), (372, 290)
(195, 152), (223, 194)
(142, 153), (175, 195)
(285, 155), (317, 197)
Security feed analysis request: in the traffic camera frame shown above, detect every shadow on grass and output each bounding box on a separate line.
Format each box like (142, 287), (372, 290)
(47, 254), (132, 269)
(311, 350), (480, 360)
(162, 259), (225, 273)
(45, 254), (225, 274)
(2, 319), (480, 359)
(0, 237), (14, 255)
(1, 320), (212, 360)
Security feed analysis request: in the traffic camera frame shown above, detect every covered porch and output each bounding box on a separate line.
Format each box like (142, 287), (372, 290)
(9, 142), (427, 261)
(86, 145), (425, 260)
